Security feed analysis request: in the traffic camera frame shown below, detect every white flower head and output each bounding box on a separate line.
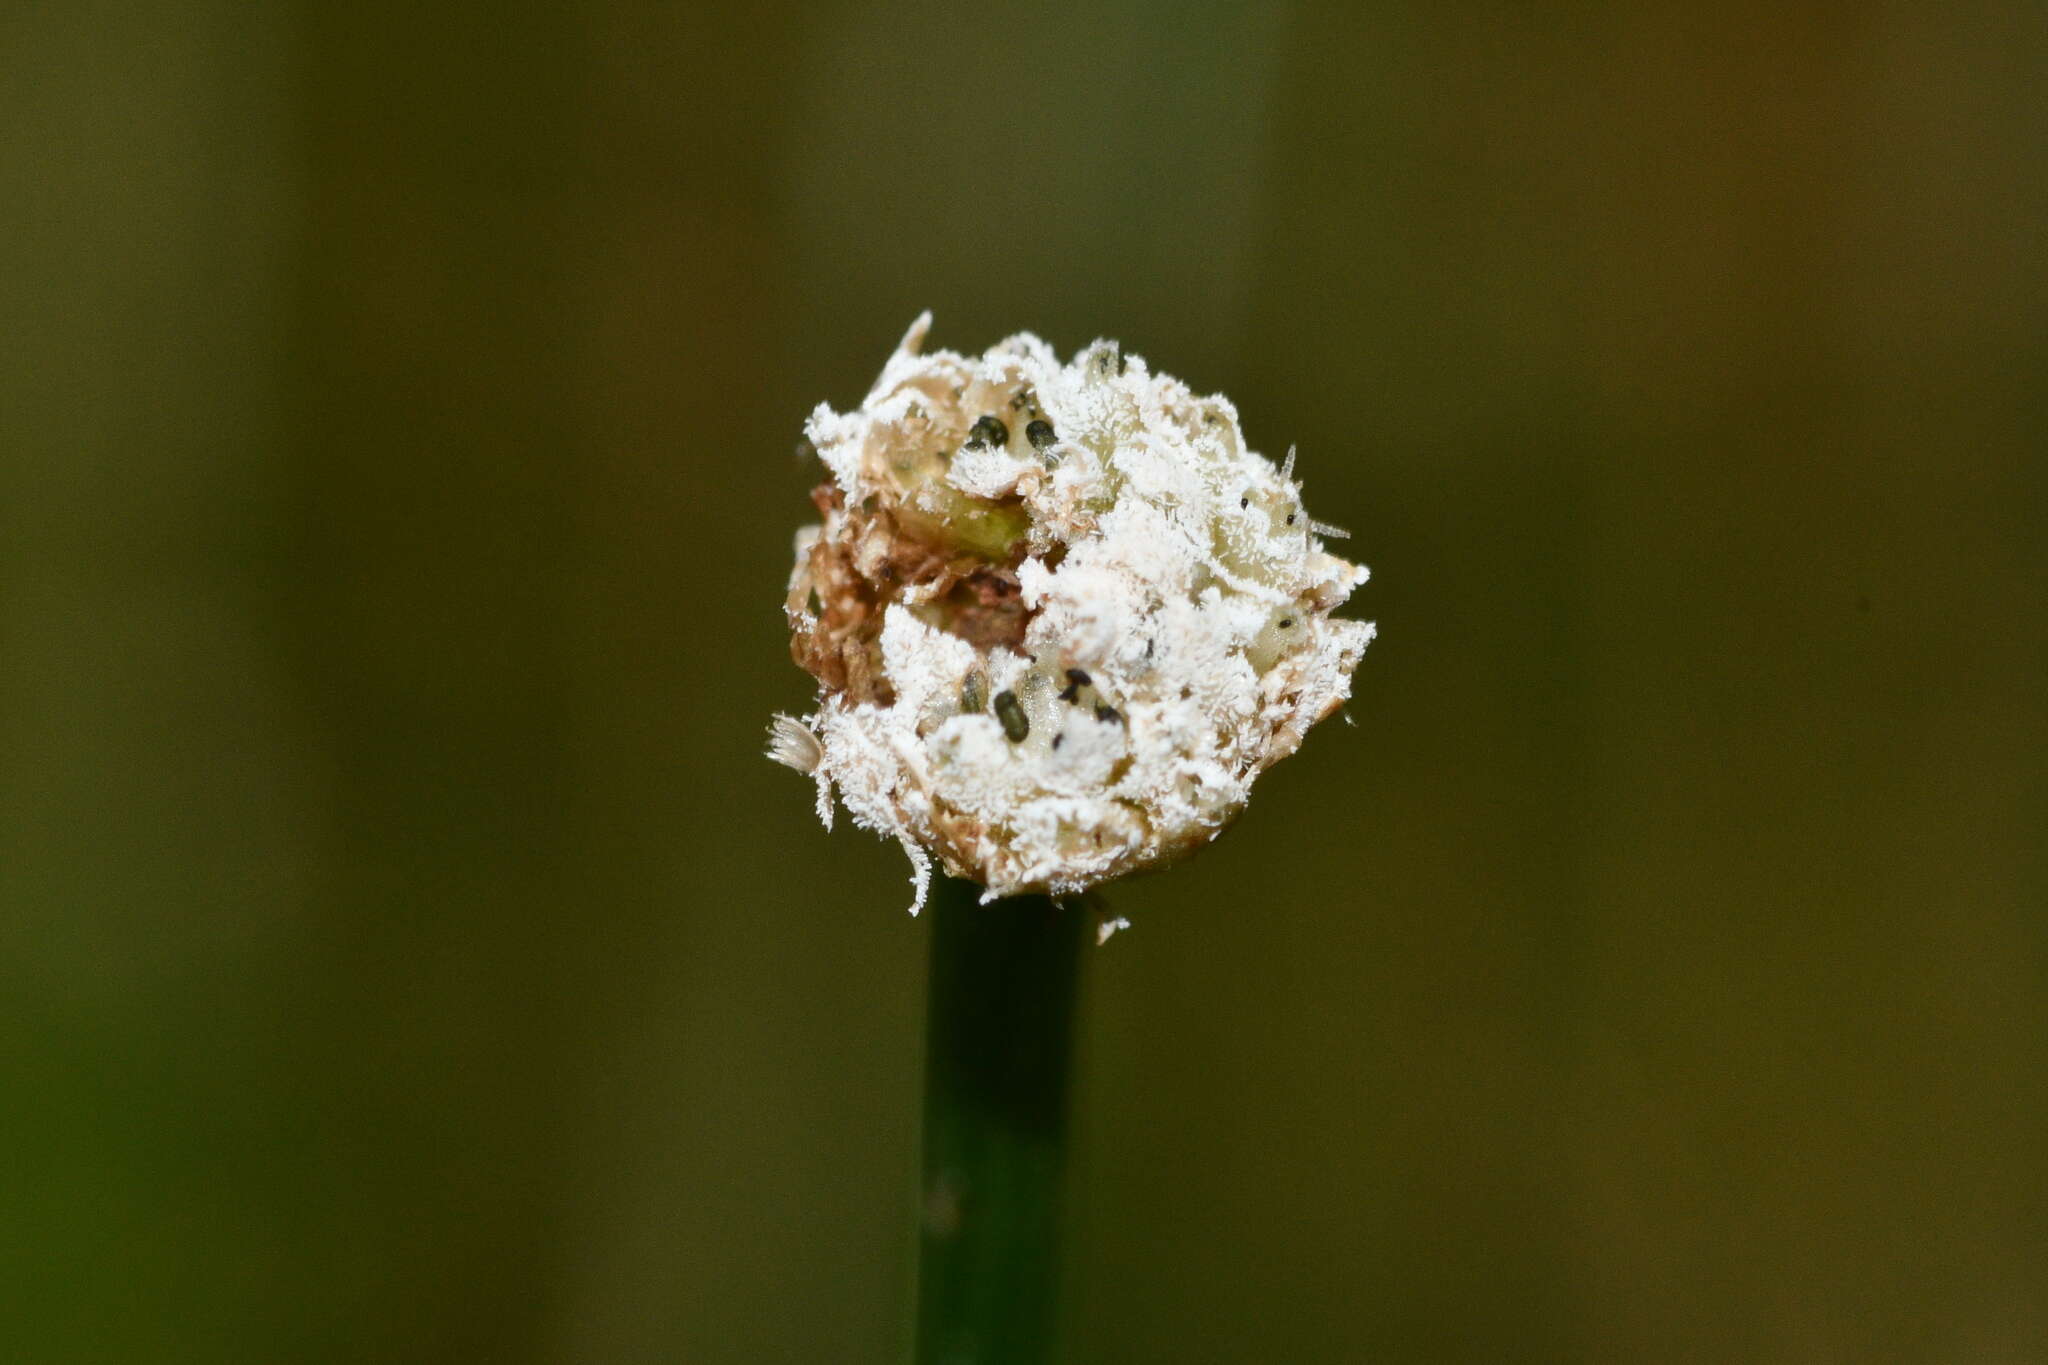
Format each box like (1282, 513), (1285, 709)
(771, 314), (1374, 910)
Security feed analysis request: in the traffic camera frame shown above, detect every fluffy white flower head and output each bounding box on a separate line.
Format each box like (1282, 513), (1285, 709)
(771, 314), (1373, 910)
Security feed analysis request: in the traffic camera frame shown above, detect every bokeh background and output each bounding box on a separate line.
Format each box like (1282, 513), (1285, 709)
(5, 2), (2043, 1360)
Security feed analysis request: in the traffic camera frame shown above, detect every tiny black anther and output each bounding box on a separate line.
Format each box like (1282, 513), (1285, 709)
(1026, 419), (1057, 451)
(1094, 704), (1125, 726)
(1285, 512), (1297, 525)
(1240, 495), (1249, 509)
(1051, 733), (1064, 751)
(1279, 616), (1295, 629)
(806, 588), (822, 616)
(967, 415), (1008, 448)
(994, 689), (1029, 742)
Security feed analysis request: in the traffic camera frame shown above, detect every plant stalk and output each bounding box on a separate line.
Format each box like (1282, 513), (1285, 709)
(914, 873), (1088, 1365)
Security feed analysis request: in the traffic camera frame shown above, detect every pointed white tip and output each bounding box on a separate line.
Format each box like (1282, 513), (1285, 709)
(813, 771), (836, 831)
(898, 311), (933, 357)
(902, 839), (931, 915)
(1281, 445), (1297, 482)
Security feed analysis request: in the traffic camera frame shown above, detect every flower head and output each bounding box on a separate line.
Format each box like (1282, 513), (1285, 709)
(771, 314), (1373, 910)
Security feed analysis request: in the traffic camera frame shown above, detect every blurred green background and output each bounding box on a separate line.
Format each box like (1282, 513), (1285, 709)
(4, 2), (2043, 1360)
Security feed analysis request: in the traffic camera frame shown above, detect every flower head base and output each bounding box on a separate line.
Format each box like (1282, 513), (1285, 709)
(772, 314), (1373, 910)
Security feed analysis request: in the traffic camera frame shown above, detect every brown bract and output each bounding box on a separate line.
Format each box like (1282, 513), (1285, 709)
(787, 483), (1033, 708)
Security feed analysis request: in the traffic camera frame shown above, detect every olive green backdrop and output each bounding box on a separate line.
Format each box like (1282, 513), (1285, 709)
(4, 2), (2042, 1361)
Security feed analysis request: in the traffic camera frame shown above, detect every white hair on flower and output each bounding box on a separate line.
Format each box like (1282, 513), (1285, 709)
(769, 314), (1374, 911)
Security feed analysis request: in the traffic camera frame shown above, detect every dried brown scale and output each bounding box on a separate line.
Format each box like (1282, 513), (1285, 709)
(790, 487), (1041, 708)
(789, 505), (895, 703)
(915, 569), (1033, 653)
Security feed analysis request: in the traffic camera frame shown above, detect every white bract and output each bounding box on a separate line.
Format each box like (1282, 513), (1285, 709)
(770, 314), (1373, 910)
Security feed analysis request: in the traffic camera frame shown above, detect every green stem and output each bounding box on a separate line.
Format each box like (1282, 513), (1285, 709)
(914, 873), (1089, 1365)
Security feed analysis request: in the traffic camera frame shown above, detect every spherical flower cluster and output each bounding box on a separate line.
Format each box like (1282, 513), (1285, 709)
(770, 314), (1373, 911)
